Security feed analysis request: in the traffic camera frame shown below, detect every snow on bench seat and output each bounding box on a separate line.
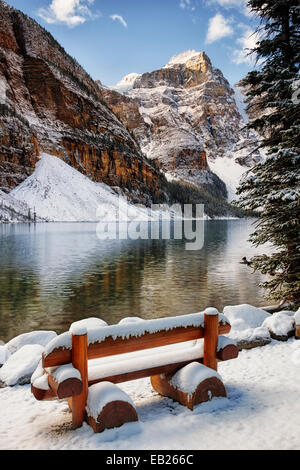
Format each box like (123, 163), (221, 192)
(87, 339), (204, 383)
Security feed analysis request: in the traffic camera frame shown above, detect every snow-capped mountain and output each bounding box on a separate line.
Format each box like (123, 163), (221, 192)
(107, 51), (262, 200)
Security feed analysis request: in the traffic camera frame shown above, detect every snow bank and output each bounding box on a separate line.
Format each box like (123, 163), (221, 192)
(170, 362), (222, 396)
(0, 345), (44, 386)
(86, 382), (134, 420)
(262, 312), (295, 338)
(6, 330), (57, 355)
(10, 154), (151, 223)
(295, 308), (300, 325)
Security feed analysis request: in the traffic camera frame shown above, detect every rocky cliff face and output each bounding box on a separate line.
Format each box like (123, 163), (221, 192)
(0, 0), (165, 204)
(106, 50), (263, 200)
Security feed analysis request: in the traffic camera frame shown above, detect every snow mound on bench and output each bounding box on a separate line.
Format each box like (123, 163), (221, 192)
(0, 345), (44, 386)
(51, 364), (82, 384)
(170, 362), (222, 395)
(217, 336), (236, 351)
(31, 361), (50, 391)
(70, 318), (108, 333)
(86, 382), (135, 420)
(6, 331), (57, 355)
(118, 317), (144, 325)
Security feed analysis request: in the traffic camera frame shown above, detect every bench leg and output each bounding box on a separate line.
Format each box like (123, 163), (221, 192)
(203, 311), (218, 371)
(71, 332), (88, 429)
(151, 366), (226, 411)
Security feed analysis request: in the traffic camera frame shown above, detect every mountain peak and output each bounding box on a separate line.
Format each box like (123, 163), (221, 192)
(163, 50), (211, 69)
(111, 73), (141, 93)
(164, 50), (201, 67)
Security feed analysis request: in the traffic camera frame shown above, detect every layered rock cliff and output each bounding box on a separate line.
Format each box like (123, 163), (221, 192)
(0, 0), (166, 204)
(106, 50), (263, 200)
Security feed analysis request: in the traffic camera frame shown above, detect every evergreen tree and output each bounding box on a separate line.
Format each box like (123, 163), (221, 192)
(237, 0), (300, 306)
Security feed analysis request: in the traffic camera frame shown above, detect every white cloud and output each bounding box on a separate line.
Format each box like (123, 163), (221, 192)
(110, 14), (128, 28)
(38, 0), (99, 28)
(208, 0), (255, 18)
(205, 13), (234, 44)
(232, 26), (260, 64)
(180, 0), (191, 8)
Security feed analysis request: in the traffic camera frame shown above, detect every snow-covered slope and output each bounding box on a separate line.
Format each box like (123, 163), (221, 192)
(0, 189), (37, 223)
(111, 73), (141, 93)
(10, 154), (149, 222)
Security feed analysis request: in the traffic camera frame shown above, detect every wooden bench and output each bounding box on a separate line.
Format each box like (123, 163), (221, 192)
(31, 309), (238, 432)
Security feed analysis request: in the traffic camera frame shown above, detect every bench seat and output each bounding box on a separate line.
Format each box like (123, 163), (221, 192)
(87, 339), (204, 384)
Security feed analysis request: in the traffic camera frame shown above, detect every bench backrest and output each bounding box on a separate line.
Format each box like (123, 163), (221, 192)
(42, 310), (231, 371)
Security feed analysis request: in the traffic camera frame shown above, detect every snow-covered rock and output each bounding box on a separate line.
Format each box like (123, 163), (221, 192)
(0, 345), (10, 367)
(11, 154), (151, 222)
(262, 312), (295, 341)
(6, 330), (57, 355)
(276, 310), (296, 317)
(223, 304), (271, 348)
(0, 344), (44, 386)
(224, 304), (271, 331)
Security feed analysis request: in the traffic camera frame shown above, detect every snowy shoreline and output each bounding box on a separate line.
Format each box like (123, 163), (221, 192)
(0, 305), (299, 449)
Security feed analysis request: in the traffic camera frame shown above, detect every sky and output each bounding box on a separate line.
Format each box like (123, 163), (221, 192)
(5, 0), (260, 86)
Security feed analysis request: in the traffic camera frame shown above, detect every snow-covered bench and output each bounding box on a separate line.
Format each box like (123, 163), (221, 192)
(31, 309), (238, 433)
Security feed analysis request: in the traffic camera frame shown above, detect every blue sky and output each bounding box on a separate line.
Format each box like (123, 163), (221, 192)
(5, 0), (260, 86)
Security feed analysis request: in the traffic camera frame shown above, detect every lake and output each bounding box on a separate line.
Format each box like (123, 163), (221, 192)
(0, 219), (269, 342)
